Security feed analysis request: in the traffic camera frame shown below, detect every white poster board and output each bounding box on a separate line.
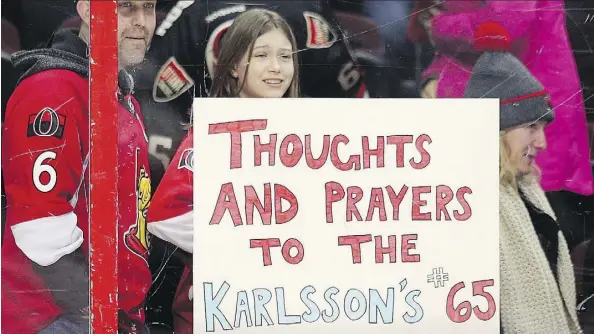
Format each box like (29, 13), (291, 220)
(193, 98), (500, 334)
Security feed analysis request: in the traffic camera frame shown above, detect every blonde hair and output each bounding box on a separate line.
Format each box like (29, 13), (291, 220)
(210, 9), (300, 98)
(499, 131), (541, 188)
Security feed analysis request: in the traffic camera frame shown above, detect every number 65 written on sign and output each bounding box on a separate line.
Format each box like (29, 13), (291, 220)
(446, 279), (496, 323)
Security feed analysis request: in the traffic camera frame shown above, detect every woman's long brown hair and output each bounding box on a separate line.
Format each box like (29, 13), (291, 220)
(209, 9), (300, 98)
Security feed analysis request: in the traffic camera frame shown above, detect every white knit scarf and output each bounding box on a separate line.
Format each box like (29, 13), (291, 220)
(499, 177), (582, 333)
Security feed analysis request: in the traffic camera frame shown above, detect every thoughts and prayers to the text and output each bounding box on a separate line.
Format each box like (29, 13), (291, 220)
(193, 98), (500, 334)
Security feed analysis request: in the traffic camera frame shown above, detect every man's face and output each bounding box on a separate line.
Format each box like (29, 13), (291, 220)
(117, 0), (156, 68)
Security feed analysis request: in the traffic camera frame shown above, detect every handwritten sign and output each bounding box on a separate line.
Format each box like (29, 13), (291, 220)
(193, 98), (500, 333)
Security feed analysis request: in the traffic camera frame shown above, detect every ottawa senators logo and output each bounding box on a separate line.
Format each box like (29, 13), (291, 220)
(178, 148), (194, 172)
(153, 57), (194, 103)
(205, 19), (234, 79)
(27, 107), (66, 139)
(302, 12), (338, 49)
(124, 149), (152, 263)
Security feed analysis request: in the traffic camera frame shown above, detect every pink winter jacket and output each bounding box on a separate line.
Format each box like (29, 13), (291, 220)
(423, 0), (593, 196)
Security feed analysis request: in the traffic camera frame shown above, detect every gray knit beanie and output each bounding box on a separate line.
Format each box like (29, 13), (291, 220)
(463, 22), (554, 131)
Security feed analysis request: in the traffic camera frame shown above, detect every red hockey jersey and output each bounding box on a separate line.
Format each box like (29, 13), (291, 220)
(2, 68), (89, 334)
(2, 28), (152, 334)
(147, 128), (194, 333)
(117, 86), (154, 333)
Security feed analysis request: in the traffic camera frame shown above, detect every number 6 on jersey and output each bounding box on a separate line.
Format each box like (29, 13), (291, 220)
(33, 151), (58, 193)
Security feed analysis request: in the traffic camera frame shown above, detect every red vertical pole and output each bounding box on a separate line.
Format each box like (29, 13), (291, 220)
(89, 0), (119, 333)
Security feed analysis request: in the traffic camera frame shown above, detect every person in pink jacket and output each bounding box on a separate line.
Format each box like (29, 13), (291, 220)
(420, 0), (593, 197)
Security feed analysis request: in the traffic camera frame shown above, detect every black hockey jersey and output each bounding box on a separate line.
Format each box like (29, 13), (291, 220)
(133, 0), (370, 191)
(146, 0), (369, 100)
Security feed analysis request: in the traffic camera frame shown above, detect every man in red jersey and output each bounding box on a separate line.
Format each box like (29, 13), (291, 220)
(147, 128), (194, 334)
(1, 1), (157, 333)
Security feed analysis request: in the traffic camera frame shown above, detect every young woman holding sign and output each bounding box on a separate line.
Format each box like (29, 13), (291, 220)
(146, 8), (300, 333)
(464, 23), (582, 334)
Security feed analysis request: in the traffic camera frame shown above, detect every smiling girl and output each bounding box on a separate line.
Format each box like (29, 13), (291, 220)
(146, 8), (300, 333)
(210, 8), (300, 98)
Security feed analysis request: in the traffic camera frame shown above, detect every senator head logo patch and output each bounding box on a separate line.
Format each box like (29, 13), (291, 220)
(153, 57), (194, 103)
(178, 148), (194, 172)
(303, 12), (338, 49)
(27, 107), (66, 139)
(205, 19), (234, 78)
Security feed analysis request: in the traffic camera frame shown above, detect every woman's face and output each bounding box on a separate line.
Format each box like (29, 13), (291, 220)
(503, 121), (548, 176)
(235, 29), (294, 98)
